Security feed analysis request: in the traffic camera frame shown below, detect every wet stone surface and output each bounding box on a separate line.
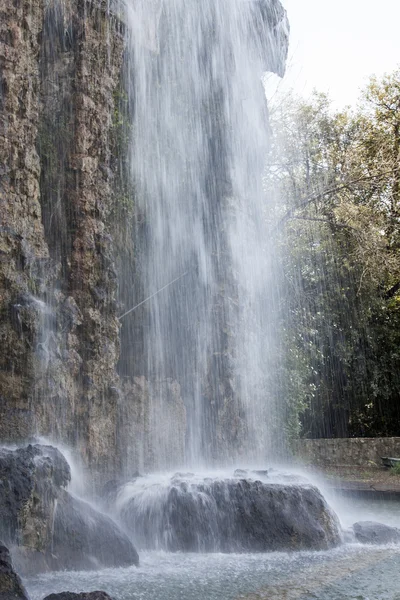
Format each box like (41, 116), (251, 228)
(117, 472), (342, 552)
(353, 521), (400, 545)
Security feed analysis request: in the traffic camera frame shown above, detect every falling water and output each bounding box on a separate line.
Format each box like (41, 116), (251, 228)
(118, 0), (289, 471)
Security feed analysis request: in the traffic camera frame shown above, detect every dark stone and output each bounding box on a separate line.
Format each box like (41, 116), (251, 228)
(0, 444), (71, 545)
(100, 479), (122, 504)
(0, 444), (138, 574)
(43, 593), (113, 600)
(0, 542), (29, 600)
(61, 297), (82, 329)
(353, 521), (400, 545)
(51, 490), (139, 570)
(119, 476), (342, 552)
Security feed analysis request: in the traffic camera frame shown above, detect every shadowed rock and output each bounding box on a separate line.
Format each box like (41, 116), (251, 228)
(50, 491), (139, 571)
(0, 444), (70, 548)
(353, 521), (400, 545)
(0, 543), (29, 600)
(118, 473), (342, 552)
(0, 444), (138, 574)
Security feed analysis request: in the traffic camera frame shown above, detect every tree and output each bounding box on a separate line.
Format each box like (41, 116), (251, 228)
(264, 72), (400, 439)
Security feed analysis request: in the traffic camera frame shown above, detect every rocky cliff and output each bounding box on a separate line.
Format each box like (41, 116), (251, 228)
(0, 0), (124, 482)
(0, 0), (289, 482)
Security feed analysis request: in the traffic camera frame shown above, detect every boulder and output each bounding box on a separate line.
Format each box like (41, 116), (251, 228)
(353, 521), (400, 545)
(117, 472), (342, 552)
(43, 594), (113, 600)
(50, 490), (139, 570)
(0, 444), (139, 574)
(0, 542), (29, 600)
(0, 444), (70, 550)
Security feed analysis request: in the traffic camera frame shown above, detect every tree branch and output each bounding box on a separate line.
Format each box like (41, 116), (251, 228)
(289, 216), (359, 231)
(275, 171), (392, 231)
(384, 281), (400, 300)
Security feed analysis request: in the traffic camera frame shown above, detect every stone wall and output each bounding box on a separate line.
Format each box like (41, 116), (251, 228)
(294, 438), (400, 468)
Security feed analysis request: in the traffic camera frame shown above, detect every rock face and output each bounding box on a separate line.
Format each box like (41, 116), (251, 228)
(0, 0), (124, 483)
(0, 543), (30, 600)
(0, 0), (48, 444)
(44, 594), (113, 600)
(117, 472), (342, 552)
(118, 377), (187, 475)
(353, 521), (400, 545)
(251, 0), (290, 76)
(0, 445), (138, 575)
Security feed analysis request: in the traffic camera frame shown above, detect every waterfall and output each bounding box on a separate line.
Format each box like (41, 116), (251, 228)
(117, 0), (289, 471)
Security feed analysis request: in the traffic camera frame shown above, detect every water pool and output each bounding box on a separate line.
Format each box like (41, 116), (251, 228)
(25, 544), (400, 600)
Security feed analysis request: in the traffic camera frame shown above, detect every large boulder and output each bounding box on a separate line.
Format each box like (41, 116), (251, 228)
(0, 444), (139, 574)
(117, 471), (342, 552)
(353, 521), (400, 545)
(43, 594), (113, 600)
(0, 542), (29, 600)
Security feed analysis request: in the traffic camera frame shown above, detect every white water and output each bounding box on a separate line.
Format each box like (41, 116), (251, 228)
(118, 0), (289, 471)
(25, 544), (400, 600)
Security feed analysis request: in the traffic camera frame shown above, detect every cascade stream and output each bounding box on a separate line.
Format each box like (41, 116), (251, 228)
(117, 0), (289, 472)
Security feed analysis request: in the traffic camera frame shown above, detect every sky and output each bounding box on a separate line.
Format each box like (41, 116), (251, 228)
(266, 0), (400, 108)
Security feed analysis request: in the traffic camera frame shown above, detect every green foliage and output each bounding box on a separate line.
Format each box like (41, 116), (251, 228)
(265, 72), (400, 440)
(390, 462), (400, 476)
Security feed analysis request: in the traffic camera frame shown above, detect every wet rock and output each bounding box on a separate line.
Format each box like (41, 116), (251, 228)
(0, 0), (125, 484)
(0, 444), (138, 574)
(234, 469), (248, 478)
(0, 444), (71, 548)
(119, 377), (187, 474)
(353, 521), (400, 545)
(252, 469), (270, 477)
(43, 593), (113, 600)
(51, 490), (139, 571)
(119, 475), (342, 552)
(0, 542), (29, 600)
(248, 0), (290, 77)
